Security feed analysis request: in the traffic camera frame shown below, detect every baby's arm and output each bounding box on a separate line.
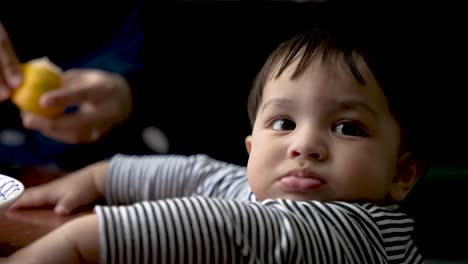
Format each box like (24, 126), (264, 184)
(2, 197), (418, 263)
(1, 214), (99, 264)
(105, 154), (245, 204)
(10, 153), (237, 214)
(9, 160), (109, 215)
(94, 197), (419, 263)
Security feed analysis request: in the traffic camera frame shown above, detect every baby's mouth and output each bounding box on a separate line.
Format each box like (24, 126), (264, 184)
(280, 168), (325, 192)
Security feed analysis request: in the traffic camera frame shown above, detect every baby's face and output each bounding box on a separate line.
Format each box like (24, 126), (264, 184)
(245, 54), (403, 203)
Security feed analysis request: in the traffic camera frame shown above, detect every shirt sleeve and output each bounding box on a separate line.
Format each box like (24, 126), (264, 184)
(105, 154), (248, 205)
(94, 197), (423, 264)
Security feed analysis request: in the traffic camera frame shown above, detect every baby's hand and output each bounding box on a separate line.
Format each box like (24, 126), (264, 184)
(8, 161), (109, 215)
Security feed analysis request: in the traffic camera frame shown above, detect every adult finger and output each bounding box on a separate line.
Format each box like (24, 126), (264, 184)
(0, 22), (23, 88)
(22, 107), (114, 143)
(39, 70), (113, 108)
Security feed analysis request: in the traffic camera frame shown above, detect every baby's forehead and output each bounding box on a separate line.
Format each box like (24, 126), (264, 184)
(262, 50), (388, 111)
(273, 49), (374, 86)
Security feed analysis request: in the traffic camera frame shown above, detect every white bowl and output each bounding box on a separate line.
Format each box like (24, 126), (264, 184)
(0, 174), (25, 214)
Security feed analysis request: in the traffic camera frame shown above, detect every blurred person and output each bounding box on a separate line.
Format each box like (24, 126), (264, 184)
(0, 0), (158, 174)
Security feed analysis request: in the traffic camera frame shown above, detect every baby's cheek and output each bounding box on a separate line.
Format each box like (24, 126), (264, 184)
(246, 155), (275, 200)
(341, 153), (385, 186)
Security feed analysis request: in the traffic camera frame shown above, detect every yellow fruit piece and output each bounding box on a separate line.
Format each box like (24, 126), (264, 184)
(11, 57), (64, 118)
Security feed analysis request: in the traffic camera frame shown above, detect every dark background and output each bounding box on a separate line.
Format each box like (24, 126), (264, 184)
(0, 2), (465, 167)
(144, 1), (468, 166)
(4, 0), (459, 167)
(146, 2), (309, 165)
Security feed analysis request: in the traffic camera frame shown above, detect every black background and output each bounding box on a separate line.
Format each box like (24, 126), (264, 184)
(147, 2), (468, 165)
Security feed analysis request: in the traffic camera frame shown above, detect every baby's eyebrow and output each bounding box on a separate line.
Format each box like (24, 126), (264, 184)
(334, 99), (378, 118)
(260, 98), (293, 114)
(260, 98), (378, 119)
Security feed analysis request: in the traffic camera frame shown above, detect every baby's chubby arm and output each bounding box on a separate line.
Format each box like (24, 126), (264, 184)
(8, 160), (109, 215)
(0, 214), (99, 264)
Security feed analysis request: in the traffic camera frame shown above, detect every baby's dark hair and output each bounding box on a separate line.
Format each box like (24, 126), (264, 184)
(247, 19), (431, 160)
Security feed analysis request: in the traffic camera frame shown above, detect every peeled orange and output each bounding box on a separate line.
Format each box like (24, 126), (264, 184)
(11, 57), (64, 118)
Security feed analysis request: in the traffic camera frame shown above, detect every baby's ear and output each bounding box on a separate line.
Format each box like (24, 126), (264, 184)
(245, 135), (252, 155)
(389, 152), (428, 202)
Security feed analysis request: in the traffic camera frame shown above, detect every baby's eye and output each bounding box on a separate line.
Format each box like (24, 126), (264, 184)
(271, 118), (296, 131)
(333, 122), (368, 137)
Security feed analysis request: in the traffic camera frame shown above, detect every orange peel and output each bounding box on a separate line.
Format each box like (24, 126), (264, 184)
(11, 57), (64, 118)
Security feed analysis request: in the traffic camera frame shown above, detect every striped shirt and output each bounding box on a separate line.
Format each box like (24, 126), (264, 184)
(94, 154), (423, 264)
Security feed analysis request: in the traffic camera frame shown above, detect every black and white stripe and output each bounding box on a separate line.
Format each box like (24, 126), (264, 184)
(95, 154), (423, 263)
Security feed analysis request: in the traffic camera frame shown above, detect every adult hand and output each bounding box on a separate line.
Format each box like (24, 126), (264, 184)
(0, 22), (23, 101)
(21, 68), (133, 144)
